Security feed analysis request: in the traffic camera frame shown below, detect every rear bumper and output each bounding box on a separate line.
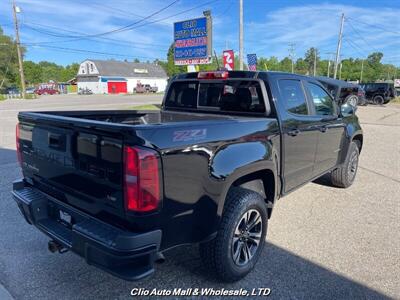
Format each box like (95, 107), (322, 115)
(12, 179), (162, 281)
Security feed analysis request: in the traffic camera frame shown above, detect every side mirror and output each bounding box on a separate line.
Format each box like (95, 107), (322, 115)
(341, 102), (357, 116)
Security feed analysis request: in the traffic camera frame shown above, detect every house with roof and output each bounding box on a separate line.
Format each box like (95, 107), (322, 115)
(76, 59), (168, 94)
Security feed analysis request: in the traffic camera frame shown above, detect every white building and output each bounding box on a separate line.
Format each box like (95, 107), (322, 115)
(77, 59), (168, 94)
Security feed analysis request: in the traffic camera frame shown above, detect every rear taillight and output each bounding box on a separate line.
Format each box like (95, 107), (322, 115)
(16, 123), (22, 166)
(123, 146), (161, 212)
(198, 71), (229, 79)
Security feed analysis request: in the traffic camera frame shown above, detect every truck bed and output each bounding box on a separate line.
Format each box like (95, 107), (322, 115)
(20, 110), (252, 127)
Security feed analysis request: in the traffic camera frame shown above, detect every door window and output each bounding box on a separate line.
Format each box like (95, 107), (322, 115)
(278, 79), (308, 115)
(306, 82), (335, 116)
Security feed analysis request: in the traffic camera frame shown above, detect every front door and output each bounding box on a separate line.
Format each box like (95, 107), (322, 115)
(277, 79), (321, 193)
(304, 81), (345, 176)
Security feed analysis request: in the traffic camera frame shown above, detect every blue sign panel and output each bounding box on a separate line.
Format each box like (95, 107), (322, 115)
(174, 17), (210, 65)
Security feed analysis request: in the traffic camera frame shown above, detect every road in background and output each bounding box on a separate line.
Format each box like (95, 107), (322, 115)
(0, 94), (163, 151)
(0, 97), (399, 299)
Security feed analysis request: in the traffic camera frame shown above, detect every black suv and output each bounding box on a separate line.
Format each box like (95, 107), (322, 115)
(360, 82), (397, 104)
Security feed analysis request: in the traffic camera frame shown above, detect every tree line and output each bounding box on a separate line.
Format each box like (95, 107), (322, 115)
(162, 44), (399, 83)
(1, 27), (79, 90)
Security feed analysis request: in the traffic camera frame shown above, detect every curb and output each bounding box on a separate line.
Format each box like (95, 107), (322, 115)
(0, 284), (13, 300)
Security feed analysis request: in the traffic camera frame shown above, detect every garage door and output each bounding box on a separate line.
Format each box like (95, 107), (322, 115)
(107, 81), (127, 94)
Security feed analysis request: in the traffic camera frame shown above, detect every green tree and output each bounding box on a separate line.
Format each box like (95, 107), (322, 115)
(0, 26), (25, 90)
(304, 47), (320, 75)
(280, 57), (292, 73)
(163, 43), (185, 77)
(295, 58), (308, 74)
(23, 61), (42, 85)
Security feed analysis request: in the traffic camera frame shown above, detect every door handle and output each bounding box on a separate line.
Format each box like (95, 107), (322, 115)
(288, 129), (300, 136)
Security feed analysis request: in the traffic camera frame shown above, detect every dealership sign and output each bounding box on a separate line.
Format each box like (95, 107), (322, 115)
(174, 17), (212, 65)
(223, 50), (234, 70)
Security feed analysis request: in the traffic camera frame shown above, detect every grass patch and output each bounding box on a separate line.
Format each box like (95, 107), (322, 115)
(0, 94), (6, 101)
(24, 94), (38, 100)
(391, 96), (400, 104)
(127, 104), (160, 110)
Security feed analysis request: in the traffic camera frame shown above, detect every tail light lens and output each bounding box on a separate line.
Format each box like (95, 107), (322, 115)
(198, 71), (229, 79)
(16, 123), (22, 167)
(123, 146), (161, 212)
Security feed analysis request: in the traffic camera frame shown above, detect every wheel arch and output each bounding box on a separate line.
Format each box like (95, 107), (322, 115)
(352, 134), (363, 153)
(217, 167), (277, 219)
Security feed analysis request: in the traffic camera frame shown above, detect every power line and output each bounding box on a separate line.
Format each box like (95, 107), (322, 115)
(342, 37), (367, 57)
(31, 45), (166, 61)
(346, 16), (400, 35)
(19, 0), (220, 45)
(345, 18), (380, 53)
(21, 21), (168, 48)
(21, 25), (169, 51)
(66, 0), (180, 39)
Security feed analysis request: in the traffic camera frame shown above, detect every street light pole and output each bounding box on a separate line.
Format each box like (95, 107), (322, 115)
(12, 0), (26, 98)
(239, 0), (244, 70)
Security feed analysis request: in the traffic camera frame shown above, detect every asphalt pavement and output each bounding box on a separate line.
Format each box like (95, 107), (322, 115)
(0, 95), (399, 299)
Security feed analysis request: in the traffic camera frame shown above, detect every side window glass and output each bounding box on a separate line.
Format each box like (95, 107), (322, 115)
(306, 82), (334, 116)
(278, 79), (308, 115)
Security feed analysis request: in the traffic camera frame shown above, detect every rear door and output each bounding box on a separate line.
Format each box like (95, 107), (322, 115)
(276, 78), (321, 193)
(304, 81), (345, 177)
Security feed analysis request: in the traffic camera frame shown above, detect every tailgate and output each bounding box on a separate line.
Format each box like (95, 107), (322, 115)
(18, 117), (125, 219)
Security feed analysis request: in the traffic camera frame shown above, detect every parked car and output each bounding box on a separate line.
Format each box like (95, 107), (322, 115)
(360, 82), (396, 104)
(77, 87), (93, 95)
(6, 87), (20, 95)
(144, 84), (158, 93)
(14, 71), (363, 282)
(315, 76), (362, 107)
(133, 83), (146, 93)
(35, 88), (60, 95)
(25, 87), (36, 94)
(134, 83), (158, 93)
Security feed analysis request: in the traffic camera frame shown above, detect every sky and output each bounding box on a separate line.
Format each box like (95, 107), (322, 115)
(0, 0), (399, 66)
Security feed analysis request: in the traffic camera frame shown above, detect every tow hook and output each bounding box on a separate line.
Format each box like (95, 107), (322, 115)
(48, 240), (68, 254)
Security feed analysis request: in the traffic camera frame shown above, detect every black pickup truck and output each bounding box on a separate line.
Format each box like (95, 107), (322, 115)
(13, 71), (363, 282)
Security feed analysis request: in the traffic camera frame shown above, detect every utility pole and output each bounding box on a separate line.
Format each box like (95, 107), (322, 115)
(360, 59), (364, 83)
(239, 0), (244, 70)
(334, 13), (345, 79)
(288, 43), (295, 73)
(313, 48), (317, 76)
(339, 62), (343, 80)
(327, 60), (331, 77)
(12, 0), (26, 98)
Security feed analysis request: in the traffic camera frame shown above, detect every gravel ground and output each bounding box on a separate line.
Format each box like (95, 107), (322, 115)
(0, 96), (399, 299)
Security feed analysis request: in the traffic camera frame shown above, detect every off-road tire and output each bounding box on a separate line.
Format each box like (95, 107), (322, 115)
(199, 187), (268, 282)
(331, 141), (360, 188)
(373, 95), (384, 105)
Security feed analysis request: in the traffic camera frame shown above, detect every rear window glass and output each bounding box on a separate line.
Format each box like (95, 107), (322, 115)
(278, 79), (308, 115)
(165, 80), (265, 113)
